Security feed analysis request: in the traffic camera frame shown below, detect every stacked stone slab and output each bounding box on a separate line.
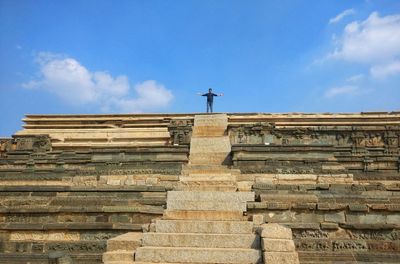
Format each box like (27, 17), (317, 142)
(103, 233), (142, 264)
(260, 224), (299, 264)
(189, 114), (231, 165)
(179, 114), (238, 191)
(134, 191), (262, 263)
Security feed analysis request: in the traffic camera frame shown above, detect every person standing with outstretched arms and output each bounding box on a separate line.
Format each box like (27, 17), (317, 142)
(197, 88), (224, 113)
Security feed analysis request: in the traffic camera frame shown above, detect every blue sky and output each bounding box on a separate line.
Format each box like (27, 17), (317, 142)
(1, 0), (400, 136)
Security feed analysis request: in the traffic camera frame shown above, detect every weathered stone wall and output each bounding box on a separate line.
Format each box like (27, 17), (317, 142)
(1, 112), (399, 263)
(228, 112), (400, 263)
(0, 124), (190, 263)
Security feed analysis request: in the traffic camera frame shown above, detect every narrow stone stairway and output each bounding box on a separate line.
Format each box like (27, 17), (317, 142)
(178, 114), (238, 192)
(133, 114), (262, 263)
(105, 114), (264, 263)
(134, 191), (262, 263)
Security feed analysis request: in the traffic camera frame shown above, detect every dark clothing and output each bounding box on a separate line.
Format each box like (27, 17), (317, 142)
(207, 101), (213, 113)
(202, 92), (218, 113)
(202, 92), (218, 103)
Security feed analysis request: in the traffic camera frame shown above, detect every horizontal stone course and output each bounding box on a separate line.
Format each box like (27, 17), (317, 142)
(155, 220), (253, 234)
(135, 247), (262, 263)
(262, 238), (295, 252)
(106, 232), (142, 251)
(263, 252), (299, 264)
(142, 233), (260, 248)
(167, 200), (247, 211)
(167, 191), (254, 202)
(163, 210), (246, 221)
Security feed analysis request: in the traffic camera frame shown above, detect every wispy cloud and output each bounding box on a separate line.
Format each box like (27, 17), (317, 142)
(345, 74), (364, 82)
(22, 52), (173, 112)
(328, 12), (400, 64)
(370, 60), (400, 79)
(329, 9), (355, 24)
(325, 11), (400, 82)
(324, 85), (359, 98)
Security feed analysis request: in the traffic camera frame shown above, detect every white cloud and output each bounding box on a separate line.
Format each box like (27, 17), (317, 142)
(324, 85), (359, 98)
(106, 80), (174, 112)
(370, 60), (400, 79)
(22, 52), (173, 112)
(329, 9), (355, 24)
(329, 12), (400, 63)
(346, 74), (364, 82)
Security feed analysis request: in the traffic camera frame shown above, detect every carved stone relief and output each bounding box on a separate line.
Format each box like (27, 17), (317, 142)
(168, 119), (193, 145)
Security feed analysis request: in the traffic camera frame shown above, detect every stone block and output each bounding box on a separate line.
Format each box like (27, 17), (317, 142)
(387, 214), (400, 225)
(155, 219), (253, 234)
(106, 232), (142, 251)
(387, 204), (400, 211)
(193, 114), (228, 127)
(192, 126), (227, 137)
(346, 213), (387, 225)
(260, 224), (292, 239)
(164, 210), (246, 221)
(103, 251), (134, 262)
(135, 247), (262, 263)
(252, 214), (264, 225)
(276, 174), (317, 182)
(317, 203), (346, 210)
(320, 222), (339, 230)
(260, 193), (318, 203)
(167, 191), (255, 202)
(292, 202), (316, 210)
(262, 238), (295, 252)
(190, 137), (231, 153)
(263, 251), (299, 264)
(348, 204), (368, 212)
(167, 200), (247, 212)
(237, 181), (253, 191)
(324, 212), (345, 223)
(142, 233), (260, 248)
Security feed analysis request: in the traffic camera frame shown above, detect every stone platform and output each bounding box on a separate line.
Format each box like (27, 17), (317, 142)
(0, 112), (399, 263)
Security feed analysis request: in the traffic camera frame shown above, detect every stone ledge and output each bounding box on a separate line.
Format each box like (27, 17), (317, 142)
(263, 251), (299, 264)
(262, 238), (295, 252)
(260, 223), (293, 239)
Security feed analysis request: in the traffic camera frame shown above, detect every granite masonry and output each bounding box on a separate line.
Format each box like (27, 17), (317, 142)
(0, 112), (399, 263)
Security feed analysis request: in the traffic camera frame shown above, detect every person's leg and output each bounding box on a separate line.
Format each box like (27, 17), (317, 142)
(206, 101), (210, 113)
(210, 102), (213, 113)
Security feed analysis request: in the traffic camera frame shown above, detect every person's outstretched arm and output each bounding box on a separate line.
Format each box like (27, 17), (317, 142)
(197, 92), (207, 96)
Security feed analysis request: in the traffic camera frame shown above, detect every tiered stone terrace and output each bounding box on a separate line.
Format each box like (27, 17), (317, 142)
(0, 112), (399, 263)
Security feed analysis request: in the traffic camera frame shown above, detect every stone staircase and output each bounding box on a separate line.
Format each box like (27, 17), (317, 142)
(134, 191), (261, 263)
(178, 114), (238, 192)
(103, 114), (297, 264)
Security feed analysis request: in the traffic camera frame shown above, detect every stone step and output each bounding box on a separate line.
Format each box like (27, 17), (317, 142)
(182, 169), (241, 176)
(155, 219), (254, 234)
(103, 250), (134, 262)
(167, 191), (255, 202)
(142, 233), (260, 249)
(180, 174), (235, 181)
(167, 200), (247, 211)
(163, 210), (247, 221)
(193, 114), (228, 127)
(190, 137), (231, 153)
(107, 232), (142, 251)
(135, 247), (262, 263)
(176, 184), (237, 192)
(189, 153), (231, 165)
(106, 262), (134, 264)
(182, 164), (235, 171)
(192, 126), (227, 137)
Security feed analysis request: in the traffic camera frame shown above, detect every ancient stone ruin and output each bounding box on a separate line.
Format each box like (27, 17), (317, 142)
(0, 112), (399, 263)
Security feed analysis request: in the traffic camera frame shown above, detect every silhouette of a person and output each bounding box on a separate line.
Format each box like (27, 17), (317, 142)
(197, 88), (223, 113)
